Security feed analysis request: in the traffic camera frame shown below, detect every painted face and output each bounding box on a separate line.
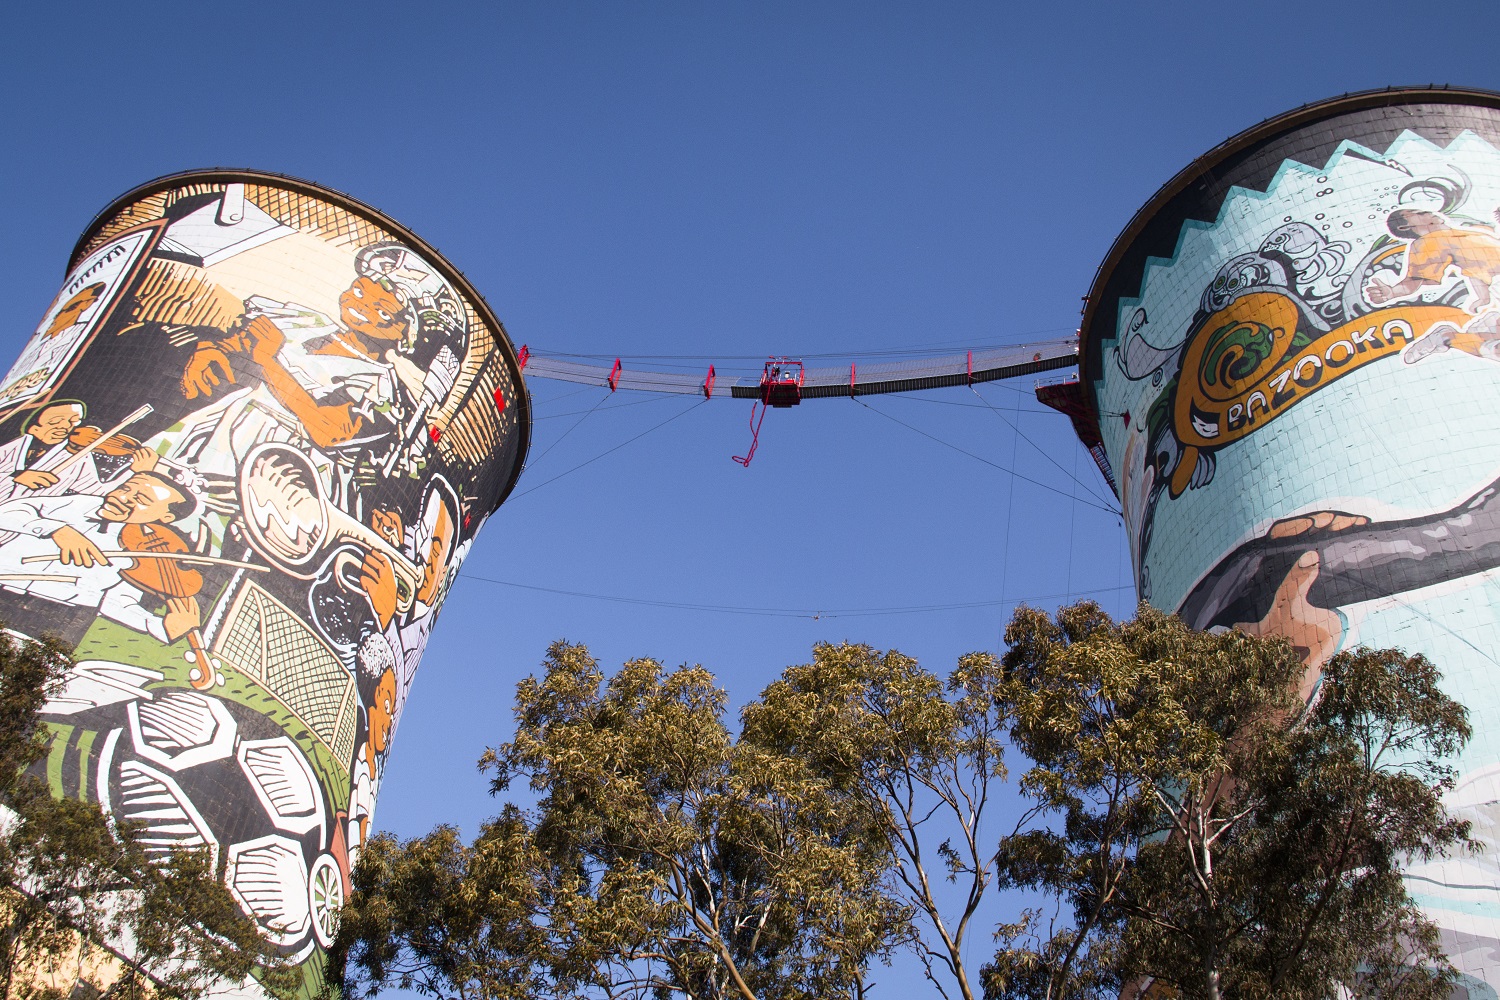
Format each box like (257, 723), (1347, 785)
(339, 276), (408, 342)
(44, 284), (104, 338)
(100, 475), (183, 524)
(1393, 210), (1445, 238)
(370, 508), (404, 548)
(368, 668), (398, 755)
(415, 501), (456, 606)
(30, 403), (84, 446)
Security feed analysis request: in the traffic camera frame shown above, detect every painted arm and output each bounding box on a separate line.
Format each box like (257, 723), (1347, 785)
(1179, 476), (1500, 632)
(1365, 275), (1431, 303)
(183, 315), (368, 449)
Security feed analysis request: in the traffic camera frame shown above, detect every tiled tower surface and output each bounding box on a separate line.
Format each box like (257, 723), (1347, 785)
(9, 171), (529, 997)
(1053, 88), (1500, 992)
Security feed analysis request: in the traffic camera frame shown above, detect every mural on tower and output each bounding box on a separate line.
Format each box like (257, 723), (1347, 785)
(11, 173), (528, 992)
(1087, 104), (1500, 993)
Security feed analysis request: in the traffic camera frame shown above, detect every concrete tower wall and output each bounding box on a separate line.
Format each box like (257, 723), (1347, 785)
(13, 172), (529, 996)
(1077, 89), (1500, 993)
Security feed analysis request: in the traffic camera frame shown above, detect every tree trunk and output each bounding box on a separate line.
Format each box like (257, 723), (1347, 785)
(1201, 834), (1221, 1000)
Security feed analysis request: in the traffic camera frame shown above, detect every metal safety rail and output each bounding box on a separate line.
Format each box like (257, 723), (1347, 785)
(520, 338), (1080, 398)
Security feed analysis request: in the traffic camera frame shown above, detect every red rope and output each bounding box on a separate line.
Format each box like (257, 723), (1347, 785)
(732, 401), (767, 467)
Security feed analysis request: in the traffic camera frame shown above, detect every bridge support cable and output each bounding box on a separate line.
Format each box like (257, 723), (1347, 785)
(509, 398), (706, 502)
(968, 384), (1119, 511)
(852, 397), (1122, 517)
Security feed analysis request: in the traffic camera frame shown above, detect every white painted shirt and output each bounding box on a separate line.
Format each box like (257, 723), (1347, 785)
(0, 493), (168, 641)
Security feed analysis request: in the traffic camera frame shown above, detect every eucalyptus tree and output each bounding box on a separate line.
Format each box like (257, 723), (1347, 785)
(341, 641), (907, 1000)
(338, 607), (1473, 1000)
(738, 642), (1013, 1000)
(984, 603), (1471, 1000)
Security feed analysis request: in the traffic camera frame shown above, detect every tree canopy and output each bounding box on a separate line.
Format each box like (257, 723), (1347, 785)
(340, 641), (906, 1000)
(985, 603), (1472, 1000)
(336, 604), (1474, 1000)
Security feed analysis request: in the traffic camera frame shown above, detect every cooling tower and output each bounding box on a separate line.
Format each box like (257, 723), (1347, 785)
(14, 171), (529, 995)
(1046, 87), (1500, 992)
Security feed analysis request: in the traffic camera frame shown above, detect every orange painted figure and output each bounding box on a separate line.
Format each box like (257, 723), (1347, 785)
(181, 290), (392, 449)
(42, 284), (105, 339)
(338, 276), (410, 346)
(350, 667), (400, 846)
(179, 272), (438, 454)
(366, 667), (398, 781)
(355, 489), (457, 631)
(0, 284), (109, 405)
(1364, 208), (1500, 365)
(1365, 209), (1500, 309)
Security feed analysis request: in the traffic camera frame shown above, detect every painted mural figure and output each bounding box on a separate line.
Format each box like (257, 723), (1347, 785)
(347, 663), (402, 867)
(301, 474), (463, 868)
(0, 401), (102, 501)
(0, 401), (168, 512)
(310, 480), (459, 748)
(183, 281), (402, 448)
(3, 402), (87, 494)
(1355, 207), (1500, 366)
(1367, 208), (1500, 311)
(179, 259), (463, 518)
(44, 284), (106, 339)
(356, 476), (460, 686)
(1, 284), (106, 402)
(0, 470), (202, 643)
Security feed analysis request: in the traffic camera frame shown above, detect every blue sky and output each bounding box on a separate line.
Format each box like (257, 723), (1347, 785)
(6, 1), (1500, 991)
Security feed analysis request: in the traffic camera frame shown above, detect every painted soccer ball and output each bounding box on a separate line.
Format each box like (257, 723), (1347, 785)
(41, 660), (347, 960)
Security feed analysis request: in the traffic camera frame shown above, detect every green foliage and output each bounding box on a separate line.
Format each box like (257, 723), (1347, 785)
(983, 603), (1473, 1000)
(0, 632), (70, 802)
(339, 640), (908, 1000)
(337, 608), (1474, 1000)
(739, 642), (1010, 1000)
(330, 814), (550, 1000)
(0, 630), (297, 1000)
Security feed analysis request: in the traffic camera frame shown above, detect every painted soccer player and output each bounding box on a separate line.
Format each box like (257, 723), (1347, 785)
(1366, 208), (1500, 311)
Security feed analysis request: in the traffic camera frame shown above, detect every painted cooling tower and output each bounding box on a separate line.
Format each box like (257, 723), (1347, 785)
(1045, 87), (1500, 992)
(17, 171), (529, 993)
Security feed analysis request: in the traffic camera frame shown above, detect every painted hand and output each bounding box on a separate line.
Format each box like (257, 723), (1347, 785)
(163, 596), (202, 642)
(129, 445), (159, 473)
(182, 344), (237, 400)
(1364, 279), (1396, 304)
(1237, 510), (1368, 697)
(13, 469), (60, 491)
(51, 525), (106, 568)
(241, 314), (286, 366)
(360, 551), (399, 630)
